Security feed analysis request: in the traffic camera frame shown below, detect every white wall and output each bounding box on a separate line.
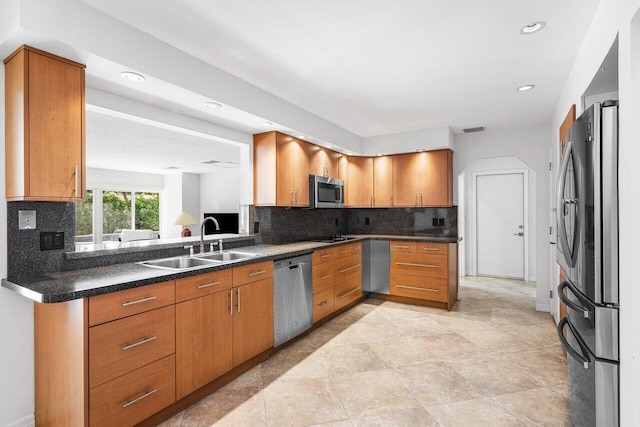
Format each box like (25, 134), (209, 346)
(182, 173), (201, 236)
(161, 173), (202, 239)
(362, 125), (453, 156)
(86, 167), (164, 191)
(453, 123), (552, 311)
(200, 169), (243, 214)
(549, 0), (640, 424)
(0, 57), (36, 427)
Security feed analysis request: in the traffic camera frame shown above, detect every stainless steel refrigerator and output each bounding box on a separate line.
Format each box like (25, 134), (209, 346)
(556, 101), (619, 426)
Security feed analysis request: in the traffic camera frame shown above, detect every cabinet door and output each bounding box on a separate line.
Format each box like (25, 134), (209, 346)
(346, 156), (374, 207)
(373, 156), (393, 207)
(29, 51), (85, 200)
(309, 145), (339, 178)
(292, 138), (310, 206)
(232, 278), (274, 367)
(176, 290), (232, 399)
(419, 150), (452, 206)
(275, 134), (296, 205)
(392, 153), (420, 207)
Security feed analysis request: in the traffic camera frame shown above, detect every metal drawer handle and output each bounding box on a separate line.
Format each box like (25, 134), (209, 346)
(422, 248), (439, 251)
(122, 336), (157, 351)
(74, 165), (79, 197)
(339, 250), (348, 254)
(122, 296), (157, 307)
(248, 270), (266, 277)
(237, 288), (241, 312)
(321, 254), (331, 258)
(395, 245), (410, 249)
(339, 264), (361, 273)
(197, 281), (221, 289)
(396, 262), (439, 268)
(396, 284), (439, 293)
(319, 301), (329, 307)
(122, 389), (157, 409)
(338, 287), (361, 299)
(320, 274), (331, 280)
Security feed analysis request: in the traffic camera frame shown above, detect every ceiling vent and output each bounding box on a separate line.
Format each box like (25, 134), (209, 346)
(462, 126), (485, 133)
(201, 160), (240, 168)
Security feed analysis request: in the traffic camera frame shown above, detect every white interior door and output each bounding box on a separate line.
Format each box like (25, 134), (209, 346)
(476, 173), (525, 279)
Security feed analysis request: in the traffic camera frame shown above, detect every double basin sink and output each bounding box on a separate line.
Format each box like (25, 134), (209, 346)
(138, 250), (261, 272)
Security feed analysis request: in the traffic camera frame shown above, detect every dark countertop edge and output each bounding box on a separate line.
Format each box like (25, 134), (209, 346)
(2, 235), (460, 303)
(66, 234), (256, 259)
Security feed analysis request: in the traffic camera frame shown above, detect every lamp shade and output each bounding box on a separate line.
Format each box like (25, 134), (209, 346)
(174, 212), (197, 226)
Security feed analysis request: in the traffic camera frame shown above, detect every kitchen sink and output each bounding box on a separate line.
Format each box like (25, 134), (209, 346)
(198, 251), (259, 262)
(138, 251), (261, 271)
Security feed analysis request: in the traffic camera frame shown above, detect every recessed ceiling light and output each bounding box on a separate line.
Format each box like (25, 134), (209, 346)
(520, 21), (546, 35)
(376, 153), (383, 156)
(297, 135), (306, 139)
(202, 160), (240, 168)
(204, 102), (222, 109)
(517, 84), (535, 91)
(262, 121), (273, 127)
(347, 152), (354, 155)
(163, 166), (181, 170)
(326, 144), (333, 148)
(416, 149), (425, 152)
(120, 71), (145, 82)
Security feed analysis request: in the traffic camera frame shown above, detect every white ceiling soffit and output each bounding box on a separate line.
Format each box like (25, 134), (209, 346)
(80, 0), (601, 135)
(86, 110), (242, 175)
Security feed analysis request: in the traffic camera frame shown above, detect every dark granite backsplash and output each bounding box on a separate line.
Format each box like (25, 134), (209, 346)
(7, 202), (457, 277)
(253, 206), (457, 244)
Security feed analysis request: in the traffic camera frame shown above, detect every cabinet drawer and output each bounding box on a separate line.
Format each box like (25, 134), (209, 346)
(389, 241), (417, 253)
(417, 242), (448, 255)
(233, 261), (274, 286)
(334, 253), (362, 284)
(390, 253), (448, 278)
(90, 355), (175, 427)
(335, 242), (361, 258)
(313, 287), (335, 323)
(89, 281), (175, 326)
(334, 276), (362, 311)
(89, 305), (175, 388)
(312, 262), (334, 294)
(390, 273), (448, 302)
(176, 269), (232, 302)
(312, 247), (337, 265)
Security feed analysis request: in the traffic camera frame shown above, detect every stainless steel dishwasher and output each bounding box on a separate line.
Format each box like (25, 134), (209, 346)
(273, 254), (313, 347)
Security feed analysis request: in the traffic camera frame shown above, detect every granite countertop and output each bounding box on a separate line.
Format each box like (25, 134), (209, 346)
(1, 235), (461, 303)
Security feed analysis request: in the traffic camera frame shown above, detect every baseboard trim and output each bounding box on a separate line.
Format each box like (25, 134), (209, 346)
(3, 414), (35, 427)
(536, 303), (551, 312)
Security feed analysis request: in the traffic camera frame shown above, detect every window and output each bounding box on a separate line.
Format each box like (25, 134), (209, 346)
(75, 189), (160, 246)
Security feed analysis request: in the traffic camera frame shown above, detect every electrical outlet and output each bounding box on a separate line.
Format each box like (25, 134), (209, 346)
(438, 218), (445, 226)
(40, 232), (64, 251)
(432, 218), (439, 226)
(19, 210), (37, 230)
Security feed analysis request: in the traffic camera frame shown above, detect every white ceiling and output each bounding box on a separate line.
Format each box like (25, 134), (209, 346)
(81, 0), (601, 136)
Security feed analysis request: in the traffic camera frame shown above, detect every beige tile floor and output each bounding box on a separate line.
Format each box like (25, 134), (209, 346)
(159, 276), (568, 427)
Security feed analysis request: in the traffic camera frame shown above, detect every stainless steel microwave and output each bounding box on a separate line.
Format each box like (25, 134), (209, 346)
(309, 175), (344, 208)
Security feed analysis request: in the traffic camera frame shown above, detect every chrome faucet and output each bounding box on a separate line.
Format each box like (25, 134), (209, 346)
(200, 216), (220, 254)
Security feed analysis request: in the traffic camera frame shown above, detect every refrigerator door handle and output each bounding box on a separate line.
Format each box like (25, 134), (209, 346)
(558, 281), (592, 319)
(556, 140), (577, 268)
(558, 316), (592, 369)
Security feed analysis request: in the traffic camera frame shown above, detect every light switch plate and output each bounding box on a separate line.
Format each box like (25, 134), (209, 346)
(18, 210), (37, 230)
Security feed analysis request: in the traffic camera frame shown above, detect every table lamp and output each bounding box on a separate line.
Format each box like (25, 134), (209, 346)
(174, 212), (197, 237)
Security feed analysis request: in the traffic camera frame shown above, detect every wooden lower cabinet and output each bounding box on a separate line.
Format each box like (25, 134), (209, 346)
(175, 290), (233, 400)
(89, 355), (175, 427)
(334, 275), (362, 310)
(232, 277), (274, 367)
(389, 273), (448, 303)
(313, 287), (335, 323)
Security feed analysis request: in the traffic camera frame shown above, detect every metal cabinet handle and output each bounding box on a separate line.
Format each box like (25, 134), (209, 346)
(420, 193), (423, 206)
(321, 254), (331, 259)
(229, 289), (233, 316)
(339, 250), (348, 254)
(197, 281), (221, 289)
(319, 301), (329, 307)
(422, 247), (439, 251)
(396, 262), (439, 268)
(122, 389), (157, 409)
(370, 196), (373, 207)
(320, 274), (331, 280)
(395, 245), (410, 249)
(237, 288), (241, 313)
(122, 296), (157, 307)
(74, 165), (79, 197)
(396, 284), (439, 293)
(338, 287), (361, 299)
(248, 270), (266, 277)
(415, 194), (418, 206)
(122, 336), (157, 351)
(339, 264), (361, 273)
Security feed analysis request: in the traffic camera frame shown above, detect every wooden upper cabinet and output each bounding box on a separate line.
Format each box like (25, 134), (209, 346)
(393, 153), (421, 207)
(309, 144), (339, 178)
(253, 131), (309, 206)
(346, 156), (374, 207)
(393, 150), (452, 207)
(373, 156), (393, 207)
(4, 45), (86, 201)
